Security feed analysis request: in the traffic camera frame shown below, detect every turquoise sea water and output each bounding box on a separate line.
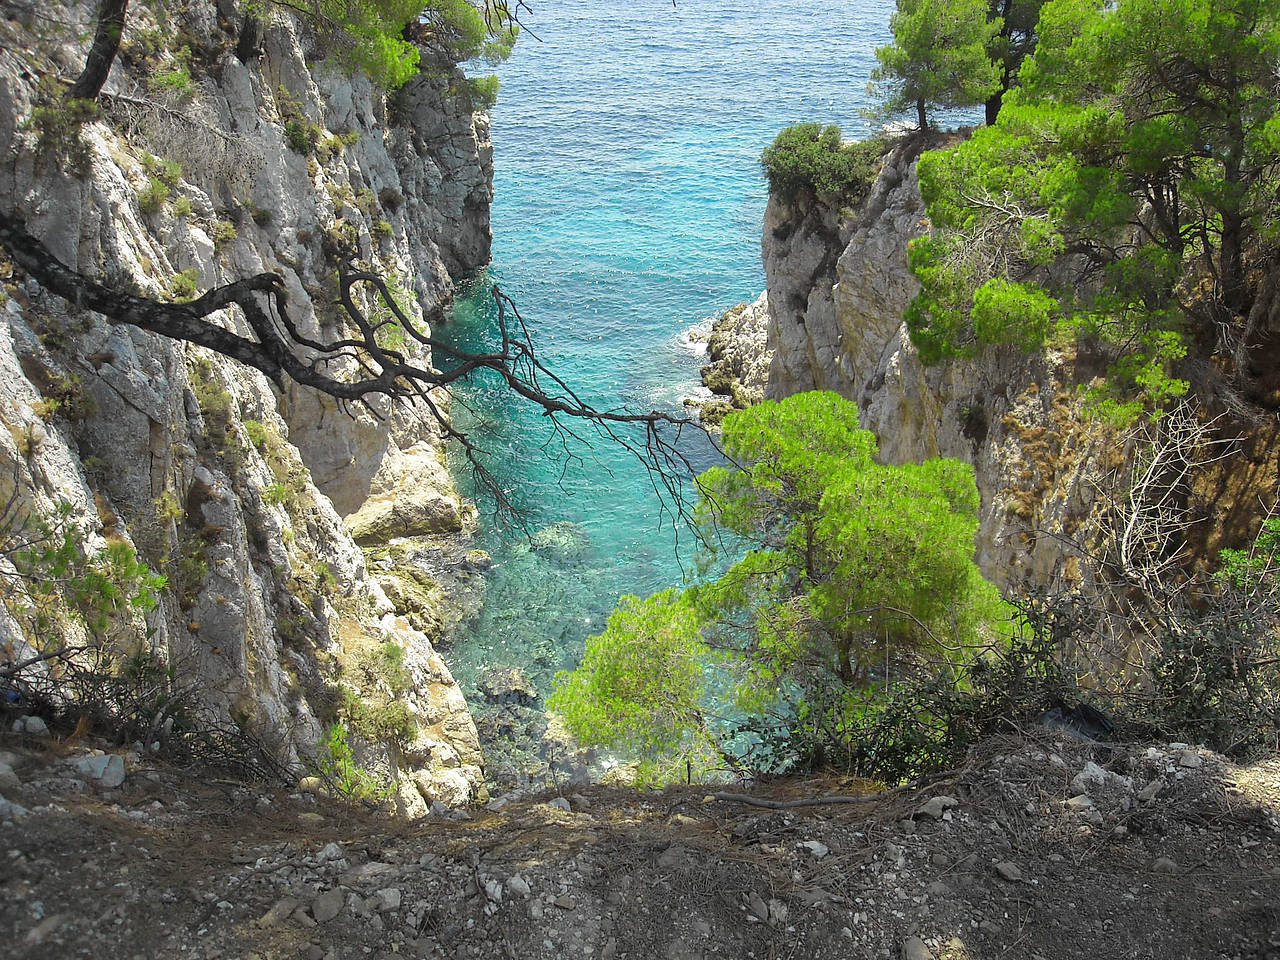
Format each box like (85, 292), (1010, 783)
(437, 0), (897, 707)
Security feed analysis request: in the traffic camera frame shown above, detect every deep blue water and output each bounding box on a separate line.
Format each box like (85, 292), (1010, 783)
(438, 0), (896, 695)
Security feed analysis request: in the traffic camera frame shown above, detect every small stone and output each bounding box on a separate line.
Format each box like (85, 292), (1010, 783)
(507, 875), (531, 897)
(528, 899), (544, 920)
(312, 888), (345, 923)
(298, 812), (325, 825)
(798, 840), (829, 859)
(994, 862), (1023, 882)
(0, 761), (20, 793)
(1152, 857), (1179, 875)
(915, 796), (958, 820)
(902, 936), (936, 960)
(766, 899), (788, 926)
(553, 894), (576, 910)
(477, 666), (538, 705)
(256, 897), (299, 928)
(484, 879), (503, 903)
(600, 939), (618, 960)
(376, 888), (402, 911)
(547, 797), (572, 812)
(316, 842), (345, 862)
(569, 793), (592, 811)
(1138, 780), (1163, 802)
(299, 777), (324, 794)
(22, 716), (49, 737)
(486, 797), (510, 812)
(1065, 794), (1094, 811)
(747, 892), (770, 923)
(1178, 750), (1202, 769)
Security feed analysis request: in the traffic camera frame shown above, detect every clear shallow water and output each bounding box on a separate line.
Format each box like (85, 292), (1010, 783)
(437, 0), (897, 699)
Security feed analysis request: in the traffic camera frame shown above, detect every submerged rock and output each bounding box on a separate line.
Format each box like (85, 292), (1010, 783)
(529, 521), (594, 563)
(477, 666), (539, 706)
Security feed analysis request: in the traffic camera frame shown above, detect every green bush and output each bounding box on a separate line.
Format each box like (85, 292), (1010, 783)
(761, 124), (889, 203)
(551, 392), (1010, 782)
(164, 267), (199, 301)
(26, 97), (100, 172)
(315, 722), (390, 803)
(137, 177), (171, 215)
(212, 219), (238, 249)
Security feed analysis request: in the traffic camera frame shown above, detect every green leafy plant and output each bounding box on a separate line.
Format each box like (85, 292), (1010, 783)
(761, 125), (889, 203)
(137, 177), (171, 215)
(25, 96), (100, 172)
(905, 0), (1276, 423)
(315, 722), (391, 803)
(262, 482), (291, 505)
(4, 500), (166, 646)
(551, 392), (1011, 781)
(212, 219), (238, 249)
(141, 154), (183, 188)
(164, 267), (199, 300)
(242, 419), (269, 451)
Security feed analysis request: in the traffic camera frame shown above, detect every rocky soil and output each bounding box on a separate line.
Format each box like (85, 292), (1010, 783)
(3, 721), (1277, 960)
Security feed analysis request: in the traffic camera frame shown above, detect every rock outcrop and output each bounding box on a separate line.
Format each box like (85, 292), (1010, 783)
(761, 135), (1124, 593)
(0, 1), (491, 811)
(690, 292), (773, 425)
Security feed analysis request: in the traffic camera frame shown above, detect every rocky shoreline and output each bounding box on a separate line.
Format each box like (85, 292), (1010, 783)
(687, 291), (773, 426)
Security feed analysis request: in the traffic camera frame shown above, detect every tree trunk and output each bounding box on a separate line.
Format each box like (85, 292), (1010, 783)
(917, 97), (928, 131)
(66, 0), (129, 101)
(236, 15), (265, 63)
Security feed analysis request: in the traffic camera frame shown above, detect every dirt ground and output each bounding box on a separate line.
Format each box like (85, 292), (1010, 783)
(1, 728), (1278, 960)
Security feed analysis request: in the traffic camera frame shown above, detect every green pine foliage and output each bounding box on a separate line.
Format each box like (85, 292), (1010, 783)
(906, 0), (1279, 421)
(250, 0), (518, 90)
(549, 393), (1011, 781)
(870, 0), (1004, 129)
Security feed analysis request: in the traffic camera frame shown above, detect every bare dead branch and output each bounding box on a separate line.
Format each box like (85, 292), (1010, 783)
(0, 209), (707, 523)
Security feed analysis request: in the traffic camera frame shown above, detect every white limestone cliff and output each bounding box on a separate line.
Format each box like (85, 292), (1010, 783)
(0, 1), (492, 812)
(760, 135), (1125, 593)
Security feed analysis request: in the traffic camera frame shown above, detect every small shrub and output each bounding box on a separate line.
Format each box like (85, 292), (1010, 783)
(33, 397), (61, 422)
(137, 177), (171, 215)
(149, 64), (195, 100)
(141, 154), (183, 187)
(464, 74), (500, 110)
(153, 490), (183, 522)
(165, 267), (199, 300)
(377, 187), (403, 212)
(761, 124), (889, 203)
(314, 722), (390, 804)
(173, 196), (193, 218)
(250, 207), (272, 227)
(212, 219), (238, 249)
(242, 419), (268, 450)
(25, 97), (100, 172)
(263, 482), (291, 505)
(40, 373), (95, 422)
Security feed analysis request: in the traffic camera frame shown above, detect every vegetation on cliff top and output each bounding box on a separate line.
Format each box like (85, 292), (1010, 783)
(760, 124), (890, 203)
(906, 0), (1279, 423)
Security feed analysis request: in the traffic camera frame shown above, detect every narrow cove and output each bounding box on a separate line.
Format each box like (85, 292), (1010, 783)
(433, 0), (896, 785)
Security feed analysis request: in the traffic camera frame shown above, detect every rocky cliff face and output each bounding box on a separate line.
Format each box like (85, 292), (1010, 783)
(0, 1), (492, 813)
(761, 136), (1126, 593)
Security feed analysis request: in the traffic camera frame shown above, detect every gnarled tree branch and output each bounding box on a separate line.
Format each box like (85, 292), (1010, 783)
(0, 210), (705, 523)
